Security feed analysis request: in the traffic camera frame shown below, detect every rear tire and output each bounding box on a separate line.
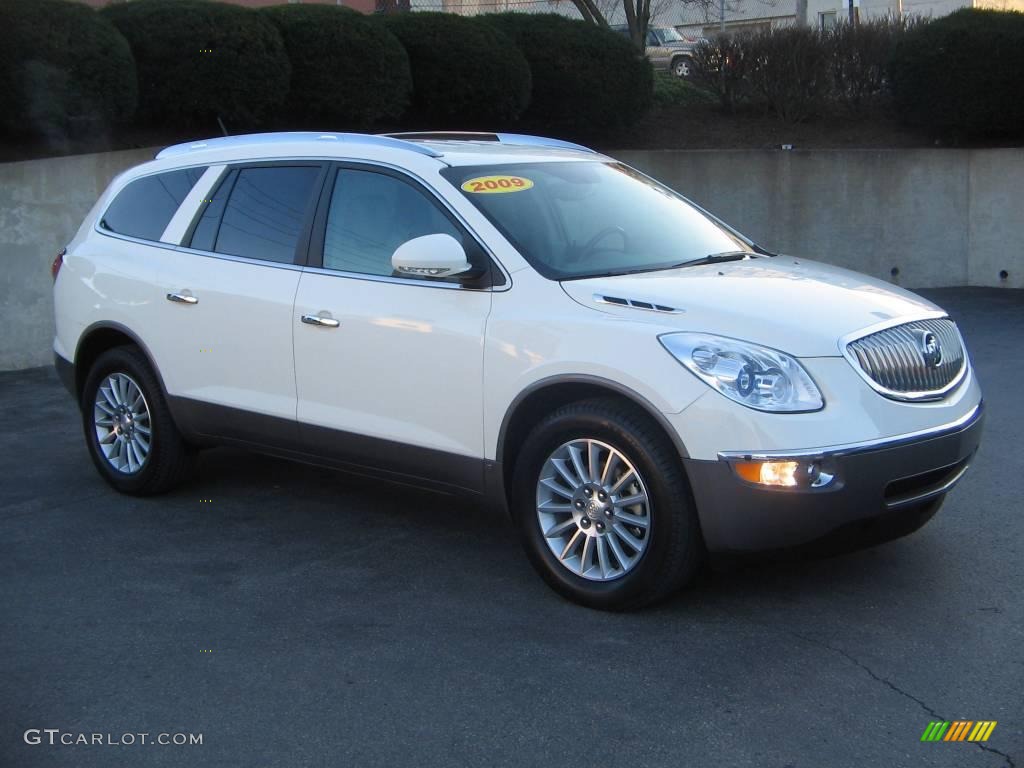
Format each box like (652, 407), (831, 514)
(81, 346), (194, 495)
(512, 398), (701, 610)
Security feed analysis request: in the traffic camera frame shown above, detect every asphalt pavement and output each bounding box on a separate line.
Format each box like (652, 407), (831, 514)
(1, 287), (1020, 768)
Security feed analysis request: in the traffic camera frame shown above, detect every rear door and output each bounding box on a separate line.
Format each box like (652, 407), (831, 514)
(148, 162), (326, 443)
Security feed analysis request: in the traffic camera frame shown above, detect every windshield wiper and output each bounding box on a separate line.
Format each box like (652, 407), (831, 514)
(672, 251), (753, 269)
(564, 251), (757, 280)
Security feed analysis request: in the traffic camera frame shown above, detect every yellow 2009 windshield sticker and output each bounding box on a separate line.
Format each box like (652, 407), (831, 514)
(461, 175), (534, 194)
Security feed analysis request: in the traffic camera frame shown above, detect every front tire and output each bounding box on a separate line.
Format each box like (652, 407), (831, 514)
(512, 398), (701, 610)
(672, 56), (693, 79)
(81, 346), (194, 495)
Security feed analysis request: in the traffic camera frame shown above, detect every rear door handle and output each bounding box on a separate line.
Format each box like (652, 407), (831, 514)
(166, 292), (198, 305)
(301, 313), (340, 328)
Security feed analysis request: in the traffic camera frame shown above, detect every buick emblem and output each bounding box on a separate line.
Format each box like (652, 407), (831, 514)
(915, 330), (943, 368)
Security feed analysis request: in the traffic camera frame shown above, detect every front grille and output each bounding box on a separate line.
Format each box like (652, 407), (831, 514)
(846, 318), (966, 400)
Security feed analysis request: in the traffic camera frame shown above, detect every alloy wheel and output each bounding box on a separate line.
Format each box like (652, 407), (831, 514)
(93, 372), (152, 474)
(535, 438), (652, 581)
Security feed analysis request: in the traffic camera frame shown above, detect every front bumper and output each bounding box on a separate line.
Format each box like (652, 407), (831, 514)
(684, 403), (984, 554)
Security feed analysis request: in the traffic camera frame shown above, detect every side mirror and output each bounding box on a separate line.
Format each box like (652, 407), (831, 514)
(391, 234), (481, 279)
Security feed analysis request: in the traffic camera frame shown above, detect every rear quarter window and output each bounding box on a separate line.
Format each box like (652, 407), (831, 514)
(100, 167), (208, 241)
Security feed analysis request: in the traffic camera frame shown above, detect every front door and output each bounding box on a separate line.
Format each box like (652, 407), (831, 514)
(292, 164), (494, 492)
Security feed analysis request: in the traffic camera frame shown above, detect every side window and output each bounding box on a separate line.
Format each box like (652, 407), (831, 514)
(100, 167), (207, 241)
(187, 167), (236, 252)
(213, 166), (320, 264)
(188, 168), (236, 252)
(322, 169), (465, 278)
(646, 30), (659, 46)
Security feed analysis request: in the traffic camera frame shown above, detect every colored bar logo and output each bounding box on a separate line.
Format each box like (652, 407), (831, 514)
(921, 721), (997, 742)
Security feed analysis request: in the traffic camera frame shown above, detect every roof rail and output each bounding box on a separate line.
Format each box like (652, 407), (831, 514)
(381, 131), (595, 154)
(155, 132), (443, 160)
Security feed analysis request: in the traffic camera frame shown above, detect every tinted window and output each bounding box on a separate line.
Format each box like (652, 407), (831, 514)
(189, 169), (237, 252)
(323, 169), (463, 277)
(101, 167), (207, 241)
(214, 166), (320, 263)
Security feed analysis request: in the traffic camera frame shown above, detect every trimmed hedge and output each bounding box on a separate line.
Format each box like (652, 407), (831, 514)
(0, 0), (137, 137)
(262, 4), (411, 128)
(380, 13), (530, 126)
(826, 16), (921, 113)
(102, 0), (290, 129)
(746, 26), (830, 123)
(890, 8), (1024, 139)
(483, 13), (652, 134)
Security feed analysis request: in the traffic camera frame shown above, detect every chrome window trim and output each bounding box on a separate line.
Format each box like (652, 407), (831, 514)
(718, 401), (982, 461)
(172, 244), (306, 271)
(838, 312), (969, 402)
(92, 156), (513, 292)
(93, 228), (305, 271)
(301, 265), (472, 291)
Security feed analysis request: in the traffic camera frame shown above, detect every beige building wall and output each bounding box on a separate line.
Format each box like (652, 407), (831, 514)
(973, 0), (1024, 9)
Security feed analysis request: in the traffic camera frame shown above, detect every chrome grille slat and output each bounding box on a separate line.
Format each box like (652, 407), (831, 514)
(845, 318), (966, 401)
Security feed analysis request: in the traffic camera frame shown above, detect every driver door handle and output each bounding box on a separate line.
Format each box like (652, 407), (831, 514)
(166, 292), (198, 305)
(301, 313), (340, 328)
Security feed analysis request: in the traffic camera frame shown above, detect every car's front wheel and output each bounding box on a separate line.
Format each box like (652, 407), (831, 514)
(672, 56), (693, 79)
(81, 346), (194, 495)
(512, 398), (701, 610)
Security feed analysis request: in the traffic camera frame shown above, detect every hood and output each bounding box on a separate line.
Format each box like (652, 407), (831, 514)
(559, 256), (942, 357)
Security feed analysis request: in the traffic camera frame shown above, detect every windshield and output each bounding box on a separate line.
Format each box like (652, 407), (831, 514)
(441, 161), (753, 280)
(658, 27), (685, 43)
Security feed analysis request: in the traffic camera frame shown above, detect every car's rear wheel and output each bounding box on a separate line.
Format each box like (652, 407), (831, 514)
(512, 398), (701, 610)
(81, 346), (194, 495)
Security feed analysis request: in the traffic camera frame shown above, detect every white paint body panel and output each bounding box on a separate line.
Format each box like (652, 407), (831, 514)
(559, 257), (941, 357)
(151, 251), (300, 420)
(293, 272), (490, 456)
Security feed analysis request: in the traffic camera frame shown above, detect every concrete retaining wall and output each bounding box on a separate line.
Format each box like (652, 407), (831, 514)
(614, 148), (1023, 292)
(1, 146), (1020, 371)
(1, 147), (155, 371)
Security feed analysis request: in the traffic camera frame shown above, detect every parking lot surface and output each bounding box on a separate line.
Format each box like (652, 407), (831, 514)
(1, 288), (1020, 768)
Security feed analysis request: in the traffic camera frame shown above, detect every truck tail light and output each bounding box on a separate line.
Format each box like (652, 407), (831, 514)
(51, 247), (66, 283)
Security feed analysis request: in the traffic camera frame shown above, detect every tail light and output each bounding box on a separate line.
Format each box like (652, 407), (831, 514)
(51, 247), (66, 283)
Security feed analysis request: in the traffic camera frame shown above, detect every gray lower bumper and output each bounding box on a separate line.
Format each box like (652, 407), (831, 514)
(684, 404), (985, 554)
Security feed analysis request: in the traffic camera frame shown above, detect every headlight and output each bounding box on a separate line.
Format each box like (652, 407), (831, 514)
(659, 332), (823, 413)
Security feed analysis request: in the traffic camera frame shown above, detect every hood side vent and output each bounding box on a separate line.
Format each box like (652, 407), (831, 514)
(594, 294), (683, 314)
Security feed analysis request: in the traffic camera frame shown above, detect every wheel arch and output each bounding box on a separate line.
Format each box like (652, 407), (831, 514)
(495, 375), (690, 500)
(670, 53), (693, 70)
(74, 322), (169, 404)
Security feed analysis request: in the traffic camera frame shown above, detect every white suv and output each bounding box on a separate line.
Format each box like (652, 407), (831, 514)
(53, 132), (984, 609)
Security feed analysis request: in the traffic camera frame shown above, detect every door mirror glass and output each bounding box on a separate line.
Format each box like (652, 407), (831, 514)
(391, 233), (480, 279)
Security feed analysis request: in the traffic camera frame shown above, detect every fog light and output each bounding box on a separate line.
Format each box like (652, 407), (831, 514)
(734, 460), (800, 487)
